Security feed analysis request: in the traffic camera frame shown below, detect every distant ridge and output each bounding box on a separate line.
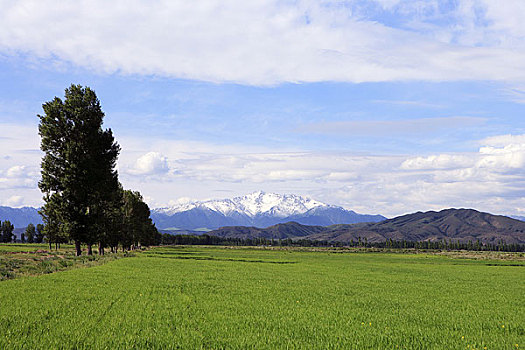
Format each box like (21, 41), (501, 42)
(211, 222), (328, 240)
(151, 191), (385, 230)
(208, 208), (525, 244)
(0, 206), (42, 228)
(2, 202), (524, 244)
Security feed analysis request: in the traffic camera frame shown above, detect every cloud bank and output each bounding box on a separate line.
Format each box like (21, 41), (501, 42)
(115, 133), (525, 217)
(298, 117), (486, 136)
(1, 0), (525, 85)
(1, 123), (524, 216)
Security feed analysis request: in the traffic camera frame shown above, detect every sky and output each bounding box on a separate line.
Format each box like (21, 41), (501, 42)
(0, 0), (524, 218)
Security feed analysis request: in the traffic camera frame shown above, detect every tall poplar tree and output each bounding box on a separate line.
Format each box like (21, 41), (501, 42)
(38, 85), (121, 256)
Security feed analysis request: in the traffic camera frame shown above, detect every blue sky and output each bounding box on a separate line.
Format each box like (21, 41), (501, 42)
(1, 0), (524, 217)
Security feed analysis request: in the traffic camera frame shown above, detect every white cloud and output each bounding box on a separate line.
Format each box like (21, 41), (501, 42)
(1, 119), (524, 218)
(127, 152), (169, 176)
(477, 143), (525, 170)
(481, 134), (525, 147)
(0, 123), (42, 207)
(478, 0), (525, 41)
(0, 175), (38, 190)
(167, 197), (193, 207)
(372, 0), (402, 10)
(401, 134), (525, 173)
(400, 154), (474, 170)
(1, 1), (525, 85)
(4, 195), (24, 207)
(116, 133), (525, 217)
(6, 165), (28, 178)
(297, 116), (486, 136)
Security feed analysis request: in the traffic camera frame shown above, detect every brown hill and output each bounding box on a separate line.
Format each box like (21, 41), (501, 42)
(211, 221), (327, 240)
(208, 209), (525, 244)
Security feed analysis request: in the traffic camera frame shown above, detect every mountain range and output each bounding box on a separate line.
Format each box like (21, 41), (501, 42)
(151, 191), (386, 230)
(0, 206), (42, 228)
(209, 208), (525, 244)
(1, 192), (525, 245)
(0, 192), (385, 230)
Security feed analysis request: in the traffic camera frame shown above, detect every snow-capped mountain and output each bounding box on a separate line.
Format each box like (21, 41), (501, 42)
(151, 191), (386, 230)
(157, 191), (328, 217)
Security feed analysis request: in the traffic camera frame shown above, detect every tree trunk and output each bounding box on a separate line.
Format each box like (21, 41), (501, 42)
(55, 242), (58, 250)
(49, 242), (52, 250)
(87, 244), (93, 255)
(98, 242), (104, 256)
(75, 240), (82, 256)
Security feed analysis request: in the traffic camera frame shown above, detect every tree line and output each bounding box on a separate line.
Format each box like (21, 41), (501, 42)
(158, 233), (525, 252)
(0, 222), (45, 244)
(37, 85), (159, 256)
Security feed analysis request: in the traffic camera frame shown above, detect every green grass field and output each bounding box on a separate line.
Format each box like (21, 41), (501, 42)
(0, 245), (523, 349)
(0, 243), (131, 281)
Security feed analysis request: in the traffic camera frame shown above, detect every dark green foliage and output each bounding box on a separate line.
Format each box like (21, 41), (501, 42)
(37, 84), (159, 254)
(97, 184), (125, 254)
(121, 190), (159, 248)
(159, 233), (525, 252)
(38, 85), (121, 255)
(35, 224), (45, 243)
(25, 223), (35, 243)
(1, 220), (14, 243)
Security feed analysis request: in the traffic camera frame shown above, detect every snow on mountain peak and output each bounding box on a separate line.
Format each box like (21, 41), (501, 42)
(157, 191), (330, 217)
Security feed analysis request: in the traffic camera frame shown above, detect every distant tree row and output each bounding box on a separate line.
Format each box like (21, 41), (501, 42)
(158, 233), (525, 252)
(378, 237), (524, 252)
(1, 222), (45, 244)
(38, 84), (158, 255)
(18, 223), (45, 244)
